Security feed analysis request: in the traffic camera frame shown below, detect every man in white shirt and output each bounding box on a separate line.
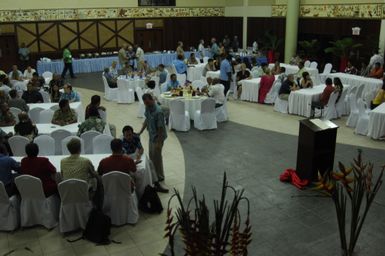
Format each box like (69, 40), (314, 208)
(109, 61), (119, 78)
(208, 78), (225, 108)
(198, 39), (205, 62)
(135, 44), (145, 71)
(8, 65), (23, 81)
(23, 66), (36, 80)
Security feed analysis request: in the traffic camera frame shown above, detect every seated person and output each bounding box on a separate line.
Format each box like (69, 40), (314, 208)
(144, 80), (158, 102)
(0, 144), (21, 196)
(8, 65), (23, 81)
(202, 59), (216, 77)
(277, 67), (287, 82)
(251, 62), (268, 78)
(371, 79), (385, 109)
(61, 138), (98, 192)
(172, 54), (187, 75)
(206, 77), (213, 86)
(77, 106), (106, 136)
(278, 74), (299, 100)
(166, 74), (180, 91)
(311, 78), (335, 111)
(157, 64), (168, 84)
(14, 112), (38, 140)
(296, 61), (306, 79)
(29, 72), (45, 88)
(8, 90), (29, 112)
(49, 74), (64, 88)
(50, 83), (62, 103)
(271, 61), (281, 75)
(187, 53), (198, 65)
(109, 61), (119, 78)
(52, 99), (77, 126)
(0, 81), (11, 95)
(236, 63), (252, 99)
(0, 103), (16, 127)
(258, 69), (276, 103)
(21, 143), (57, 197)
(334, 77), (344, 104)
(60, 84), (80, 102)
(300, 72), (313, 88)
(85, 95), (106, 119)
(23, 66), (36, 80)
(121, 125), (144, 161)
(138, 60), (153, 75)
(22, 83), (43, 104)
(368, 62), (384, 79)
(208, 78), (225, 108)
(103, 67), (117, 88)
(344, 61), (357, 75)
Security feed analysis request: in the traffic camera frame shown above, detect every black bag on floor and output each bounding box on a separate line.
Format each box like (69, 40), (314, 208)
(83, 208), (112, 245)
(139, 185), (163, 214)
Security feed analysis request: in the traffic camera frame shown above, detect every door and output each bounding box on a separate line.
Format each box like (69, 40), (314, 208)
(135, 29), (163, 52)
(0, 35), (19, 70)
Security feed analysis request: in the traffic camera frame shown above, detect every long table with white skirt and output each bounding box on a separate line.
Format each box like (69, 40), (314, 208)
(367, 103), (385, 140)
(29, 102), (85, 122)
(159, 94), (207, 119)
(240, 78), (261, 102)
(206, 70), (220, 79)
(187, 63), (206, 82)
(328, 73), (382, 102)
(1, 123), (80, 135)
(268, 63), (320, 83)
(12, 153), (154, 199)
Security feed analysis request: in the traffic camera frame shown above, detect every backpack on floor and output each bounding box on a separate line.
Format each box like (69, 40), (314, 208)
(83, 208), (112, 245)
(139, 185), (163, 214)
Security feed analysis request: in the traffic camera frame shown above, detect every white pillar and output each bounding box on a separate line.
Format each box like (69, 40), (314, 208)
(242, 0), (248, 50)
(379, 19), (385, 55)
(284, 0), (300, 63)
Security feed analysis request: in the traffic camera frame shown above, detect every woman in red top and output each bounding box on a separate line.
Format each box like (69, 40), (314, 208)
(258, 69), (275, 103)
(21, 143), (57, 197)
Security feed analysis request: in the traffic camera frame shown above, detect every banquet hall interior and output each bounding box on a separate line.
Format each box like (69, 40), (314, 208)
(0, 0), (385, 255)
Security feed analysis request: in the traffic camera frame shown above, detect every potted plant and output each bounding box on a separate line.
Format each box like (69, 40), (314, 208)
(162, 173), (252, 256)
(298, 39), (320, 60)
(324, 37), (362, 72)
(315, 150), (384, 256)
(262, 31), (283, 63)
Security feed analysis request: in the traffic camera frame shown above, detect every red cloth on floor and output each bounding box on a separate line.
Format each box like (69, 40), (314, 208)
(258, 75), (275, 103)
(279, 169), (309, 189)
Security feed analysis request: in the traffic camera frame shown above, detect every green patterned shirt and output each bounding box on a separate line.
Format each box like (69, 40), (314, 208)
(77, 117), (106, 136)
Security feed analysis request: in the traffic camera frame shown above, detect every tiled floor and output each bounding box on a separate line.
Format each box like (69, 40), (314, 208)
(2, 74), (384, 255)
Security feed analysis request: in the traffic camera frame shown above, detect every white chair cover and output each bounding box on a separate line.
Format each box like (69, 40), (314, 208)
(191, 80), (205, 90)
(264, 80), (282, 104)
(61, 136), (84, 155)
(40, 90), (51, 103)
(274, 97), (288, 114)
(194, 98), (217, 130)
(304, 60), (311, 68)
(117, 79), (135, 104)
(169, 100), (190, 131)
(310, 61), (318, 69)
(28, 107), (44, 124)
(102, 75), (119, 101)
(80, 131), (101, 154)
(161, 82), (168, 93)
(320, 63), (333, 83)
(15, 175), (59, 229)
(34, 135), (55, 156)
(58, 179), (92, 233)
(135, 87), (145, 118)
(50, 129), (72, 155)
(42, 71), (53, 85)
(9, 135), (30, 156)
(102, 172), (139, 226)
(336, 89), (349, 117)
(176, 73), (186, 85)
(355, 99), (370, 135)
(215, 85), (228, 122)
(322, 92), (339, 120)
(344, 87), (357, 114)
(203, 57), (209, 63)
(0, 181), (20, 231)
(93, 134), (114, 154)
(355, 84), (365, 100)
(346, 94), (359, 127)
(39, 109), (54, 124)
(154, 84), (161, 99)
(10, 107), (22, 123)
(50, 105), (60, 112)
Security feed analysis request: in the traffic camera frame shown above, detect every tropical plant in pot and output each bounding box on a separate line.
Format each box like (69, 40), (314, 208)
(324, 37), (362, 72)
(162, 173), (252, 256)
(298, 39), (320, 60)
(315, 150), (384, 256)
(262, 31), (283, 63)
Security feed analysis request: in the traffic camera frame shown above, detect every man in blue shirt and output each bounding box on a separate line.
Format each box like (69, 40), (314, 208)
(166, 74), (180, 91)
(172, 55), (187, 75)
(60, 84), (80, 102)
(0, 144), (21, 196)
(139, 93), (168, 193)
(219, 55), (233, 95)
(121, 125), (144, 161)
(211, 38), (219, 59)
(157, 64), (168, 84)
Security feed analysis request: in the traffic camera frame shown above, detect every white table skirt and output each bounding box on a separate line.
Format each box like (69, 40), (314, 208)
(367, 103), (385, 140)
(240, 78), (261, 102)
(187, 63), (205, 82)
(28, 102), (85, 122)
(159, 95), (207, 119)
(206, 71), (220, 79)
(117, 76), (145, 90)
(2, 123), (80, 135)
(328, 73), (382, 102)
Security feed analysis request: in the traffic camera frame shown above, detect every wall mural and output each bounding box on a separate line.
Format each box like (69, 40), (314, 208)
(0, 7), (224, 22)
(272, 4), (385, 19)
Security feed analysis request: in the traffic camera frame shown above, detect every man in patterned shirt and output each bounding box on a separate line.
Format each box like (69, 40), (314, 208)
(52, 99), (77, 126)
(77, 106), (106, 136)
(121, 125), (143, 161)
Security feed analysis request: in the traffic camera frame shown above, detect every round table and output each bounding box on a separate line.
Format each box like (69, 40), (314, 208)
(159, 94), (207, 119)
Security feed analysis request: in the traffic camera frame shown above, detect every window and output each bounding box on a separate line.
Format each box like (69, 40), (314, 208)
(138, 0), (176, 6)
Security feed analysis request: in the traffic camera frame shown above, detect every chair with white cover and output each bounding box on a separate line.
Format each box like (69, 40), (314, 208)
(168, 100), (190, 131)
(304, 60), (311, 68)
(264, 80), (282, 104)
(215, 85), (228, 122)
(161, 82), (168, 93)
(355, 84), (365, 100)
(102, 172), (139, 226)
(354, 99), (370, 135)
(336, 89), (349, 117)
(310, 61), (318, 69)
(93, 134), (114, 154)
(58, 179), (92, 233)
(0, 181), (20, 231)
(80, 131), (102, 154)
(194, 98), (217, 130)
(117, 79), (135, 104)
(176, 73), (186, 85)
(203, 57), (209, 63)
(28, 107), (44, 124)
(274, 97), (288, 114)
(61, 136), (84, 155)
(9, 135), (30, 156)
(10, 107), (22, 123)
(98, 109), (107, 122)
(15, 175), (60, 229)
(321, 92), (339, 120)
(151, 76), (160, 88)
(42, 71), (53, 85)
(50, 105), (60, 112)
(191, 80), (205, 90)
(34, 135), (55, 156)
(319, 63), (332, 83)
(136, 87), (146, 118)
(102, 74), (118, 101)
(154, 84), (161, 99)
(40, 90), (51, 103)
(344, 86), (357, 115)
(39, 109), (54, 123)
(50, 129), (72, 155)
(346, 94), (359, 127)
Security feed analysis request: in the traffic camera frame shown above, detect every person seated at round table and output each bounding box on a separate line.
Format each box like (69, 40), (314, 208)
(49, 74), (64, 89)
(29, 72), (45, 88)
(121, 125), (144, 161)
(344, 61), (357, 75)
(0, 79), (11, 96)
(271, 61), (281, 75)
(202, 58), (216, 77)
(60, 84), (80, 102)
(21, 143), (57, 197)
(0, 103), (16, 127)
(14, 112), (38, 140)
(277, 67), (287, 82)
(85, 95), (116, 137)
(8, 89), (29, 112)
(296, 61), (306, 79)
(258, 68), (276, 103)
(22, 83), (43, 104)
(77, 106), (106, 136)
(310, 78), (335, 113)
(278, 74), (299, 100)
(172, 54), (187, 75)
(166, 74), (180, 91)
(333, 77), (344, 104)
(187, 52), (198, 65)
(236, 63), (252, 99)
(23, 66), (36, 80)
(156, 64), (168, 85)
(8, 65), (23, 81)
(370, 79), (385, 109)
(109, 61), (119, 78)
(103, 67), (117, 88)
(251, 62), (268, 78)
(50, 83), (62, 103)
(368, 62), (384, 79)
(51, 99), (77, 126)
(208, 78), (225, 108)
(0, 143), (21, 197)
(300, 71), (313, 89)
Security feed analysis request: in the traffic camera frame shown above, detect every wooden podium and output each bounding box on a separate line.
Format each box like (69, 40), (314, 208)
(296, 119), (339, 181)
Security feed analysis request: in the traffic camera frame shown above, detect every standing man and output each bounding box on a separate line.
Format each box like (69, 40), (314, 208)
(135, 43), (145, 71)
(61, 44), (76, 79)
(118, 44), (129, 70)
(198, 39), (205, 63)
(18, 43), (30, 69)
(219, 54), (233, 95)
(211, 38), (219, 60)
(176, 41), (184, 57)
(138, 93), (168, 193)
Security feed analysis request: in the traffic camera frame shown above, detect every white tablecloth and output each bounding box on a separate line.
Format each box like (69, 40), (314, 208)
(187, 63), (205, 82)
(206, 71), (220, 79)
(269, 63), (320, 84)
(117, 76), (146, 90)
(28, 102), (85, 122)
(328, 73), (382, 102)
(1, 123), (80, 135)
(367, 103), (385, 140)
(159, 94), (207, 119)
(240, 78), (261, 102)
